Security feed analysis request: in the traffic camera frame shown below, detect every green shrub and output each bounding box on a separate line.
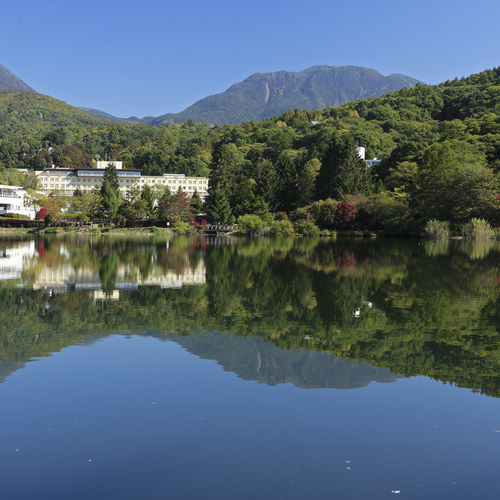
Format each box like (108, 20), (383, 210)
(424, 219), (450, 238)
(44, 214), (54, 227)
(461, 218), (495, 239)
(365, 193), (410, 233)
(269, 219), (294, 236)
(295, 219), (320, 236)
(172, 221), (194, 235)
(290, 207), (310, 222)
(58, 213), (89, 223)
(308, 199), (338, 229)
(237, 214), (264, 235)
(113, 214), (126, 227)
(1, 213), (30, 219)
(274, 212), (289, 221)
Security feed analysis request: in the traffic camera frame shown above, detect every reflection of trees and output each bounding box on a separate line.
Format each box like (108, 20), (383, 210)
(155, 238), (191, 276)
(98, 253), (119, 295)
(2, 236), (500, 396)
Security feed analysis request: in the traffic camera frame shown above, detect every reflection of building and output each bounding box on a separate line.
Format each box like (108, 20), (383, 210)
(0, 185), (36, 219)
(35, 167), (209, 200)
(32, 259), (206, 292)
(0, 241), (36, 280)
(92, 290), (120, 301)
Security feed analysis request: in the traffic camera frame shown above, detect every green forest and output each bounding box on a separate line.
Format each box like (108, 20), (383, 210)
(2, 67), (500, 233)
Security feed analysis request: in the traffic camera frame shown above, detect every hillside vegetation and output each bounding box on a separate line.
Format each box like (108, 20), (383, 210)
(1, 67), (500, 232)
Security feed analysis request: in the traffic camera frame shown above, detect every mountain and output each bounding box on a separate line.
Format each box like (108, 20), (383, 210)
(0, 91), (104, 137)
(0, 64), (36, 93)
(147, 65), (422, 125)
(78, 107), (143, 124)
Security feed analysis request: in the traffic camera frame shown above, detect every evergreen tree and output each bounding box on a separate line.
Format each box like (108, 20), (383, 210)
(205, 187), (233, 224)
(209, 143), (244, 209)
(141, 184), (155, 217)
(297, 157), (321, 207)
(234, 191), (270, 221)
(103, 162), (120, 196)
(191, 188), (204, 213)
(274, 150), (299, 212)
(100, 179), (119, 214)
(316, 135), (373, 200)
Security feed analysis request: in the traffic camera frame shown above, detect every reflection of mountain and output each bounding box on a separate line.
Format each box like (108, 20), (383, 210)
(0, 360), (26, 383)
(0, 331), (396, 390)
(165, 332), (396, 389)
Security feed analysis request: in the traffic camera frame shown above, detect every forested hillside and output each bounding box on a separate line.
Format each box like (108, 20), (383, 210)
(1, 67), (500, 232)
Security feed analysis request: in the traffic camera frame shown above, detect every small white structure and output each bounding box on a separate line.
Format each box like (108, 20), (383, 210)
(0, 185), (36, 219)
(356, 146), (366, 160)
(93, 160), (123, 170)
(366, 158), (382, 168)
(356, 147), (382, 168)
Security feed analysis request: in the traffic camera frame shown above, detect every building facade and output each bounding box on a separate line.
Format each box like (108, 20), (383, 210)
(0, 185), (37, 219)
(35, 168), (209, 201)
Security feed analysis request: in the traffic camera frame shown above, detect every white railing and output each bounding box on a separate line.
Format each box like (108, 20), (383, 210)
(0, 194), (21, 199)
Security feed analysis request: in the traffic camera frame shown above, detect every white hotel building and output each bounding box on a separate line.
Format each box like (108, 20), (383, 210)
(35, 161), (209, 201)
(0, 185), (37, 219)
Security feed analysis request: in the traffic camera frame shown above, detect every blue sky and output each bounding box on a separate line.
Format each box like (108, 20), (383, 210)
(2, 0), (499, 118)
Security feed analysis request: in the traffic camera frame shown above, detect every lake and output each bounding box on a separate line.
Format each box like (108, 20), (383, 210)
(0, 235), (499, 499)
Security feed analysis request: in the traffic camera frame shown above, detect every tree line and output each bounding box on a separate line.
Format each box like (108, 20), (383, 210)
(2, 67), (500, 233)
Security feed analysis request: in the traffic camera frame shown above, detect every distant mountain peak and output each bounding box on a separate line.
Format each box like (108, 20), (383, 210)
(80, 65), (423, 125)
(147, 65), (422, 125)
(0, 64), (36, 93)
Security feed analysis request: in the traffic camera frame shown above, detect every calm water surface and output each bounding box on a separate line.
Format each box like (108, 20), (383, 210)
(0, 235), (499, 499)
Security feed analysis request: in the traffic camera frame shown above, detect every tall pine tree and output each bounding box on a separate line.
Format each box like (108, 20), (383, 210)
(205, 186), (233, 224)
(316, 135), (373, 200)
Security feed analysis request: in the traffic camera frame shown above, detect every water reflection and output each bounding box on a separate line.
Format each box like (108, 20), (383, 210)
(0, 235), (500, 396)
(0, 237), (206, 294)
(0, 331), (396, 390)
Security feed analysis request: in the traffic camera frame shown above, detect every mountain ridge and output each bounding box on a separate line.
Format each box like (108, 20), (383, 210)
(0, 62), (423, 126)
(148, 65), (422, 125)
(0, 64), (36, 93)
(77, 65), (422, 125)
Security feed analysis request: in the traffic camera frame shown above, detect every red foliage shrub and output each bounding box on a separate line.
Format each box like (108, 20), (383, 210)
(334, 202), (357, 230)
(36, 207), (48, 220)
